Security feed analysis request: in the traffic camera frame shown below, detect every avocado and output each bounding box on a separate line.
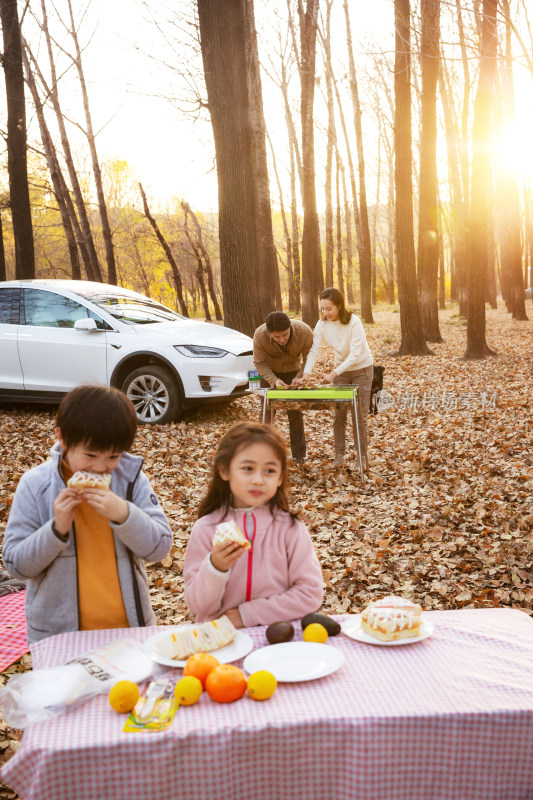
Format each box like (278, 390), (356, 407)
(301, 612), (341, 636)
(266, 621), (295, 644)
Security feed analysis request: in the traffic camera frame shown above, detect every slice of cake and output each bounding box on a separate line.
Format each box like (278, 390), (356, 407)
(67, 471), (111, 492)
(156, 616), (237, 661)
(361, 595), (422, 642)
(212, 521), (251, 551)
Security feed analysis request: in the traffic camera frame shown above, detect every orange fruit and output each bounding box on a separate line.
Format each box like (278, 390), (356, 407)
(205, 664), (247, 703)
(183, 653), (220, 688)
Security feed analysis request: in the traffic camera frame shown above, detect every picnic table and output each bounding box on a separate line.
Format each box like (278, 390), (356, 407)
(3, 608), (533, 800)
(261, 387), (365, 481)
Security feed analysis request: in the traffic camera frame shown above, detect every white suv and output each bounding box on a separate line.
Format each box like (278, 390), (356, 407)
(0, 280), (254, 424)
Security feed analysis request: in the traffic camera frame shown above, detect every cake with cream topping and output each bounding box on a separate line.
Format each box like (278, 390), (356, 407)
(361, 595), (422, 641)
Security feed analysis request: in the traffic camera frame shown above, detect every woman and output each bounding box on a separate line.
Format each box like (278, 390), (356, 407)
(300, 288), (374, 468)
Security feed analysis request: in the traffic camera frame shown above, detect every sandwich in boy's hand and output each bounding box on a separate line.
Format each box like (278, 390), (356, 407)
(67, 471), (112, 493)
(212, 520), (251, 551)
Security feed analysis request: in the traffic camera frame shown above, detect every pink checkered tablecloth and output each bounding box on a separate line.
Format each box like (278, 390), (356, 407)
(3, 608), (533, 800)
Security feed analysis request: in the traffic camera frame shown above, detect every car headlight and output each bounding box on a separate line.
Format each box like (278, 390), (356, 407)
(174, 345), (229, 358)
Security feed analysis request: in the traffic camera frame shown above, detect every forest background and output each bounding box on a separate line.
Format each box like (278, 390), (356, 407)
(1, 0), (532, 354)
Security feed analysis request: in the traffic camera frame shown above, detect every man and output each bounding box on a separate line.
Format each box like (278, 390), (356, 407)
(253, 312), (313, 462)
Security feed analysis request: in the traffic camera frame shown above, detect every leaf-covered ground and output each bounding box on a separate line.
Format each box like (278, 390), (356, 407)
(1, 304), (532, 794)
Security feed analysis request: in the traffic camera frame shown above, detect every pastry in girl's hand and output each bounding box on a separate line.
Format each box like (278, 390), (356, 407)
(67, 471), (112, 493)
(212, 520), (251, 551)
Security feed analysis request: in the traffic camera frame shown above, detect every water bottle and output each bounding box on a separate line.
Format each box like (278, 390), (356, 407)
(248, 369), (260, 391)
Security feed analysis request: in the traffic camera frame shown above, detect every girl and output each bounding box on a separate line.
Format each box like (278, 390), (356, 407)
(183, 422), (323, 628)
(301, 287), (374, 468)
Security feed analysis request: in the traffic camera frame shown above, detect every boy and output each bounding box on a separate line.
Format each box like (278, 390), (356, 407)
(3, 385), (172, 643)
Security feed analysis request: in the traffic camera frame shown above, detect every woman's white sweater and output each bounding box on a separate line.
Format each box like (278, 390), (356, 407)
(304, 314), (373, 376)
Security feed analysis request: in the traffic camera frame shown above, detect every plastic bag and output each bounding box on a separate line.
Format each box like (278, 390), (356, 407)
(0, 637), (163, 728)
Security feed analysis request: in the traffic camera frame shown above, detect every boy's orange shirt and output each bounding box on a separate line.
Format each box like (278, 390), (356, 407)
(62, 461), (129, 631)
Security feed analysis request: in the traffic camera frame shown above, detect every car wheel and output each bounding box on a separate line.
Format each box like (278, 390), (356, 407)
(122, 366), (182, 425)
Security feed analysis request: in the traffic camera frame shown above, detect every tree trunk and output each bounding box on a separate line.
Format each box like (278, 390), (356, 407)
(498, 0), (528, 320)
(464, 0), (498, 359)
(181, 201), (223, 321)
(335, 148), (344, 296)
(1, 0), (35, 279)
(267, 131), (297, 311)
(394, 0), (431, 355)
(298, 0), (323, 325)
(197, 0), (262, 337)
(321, 0), (335, 288)
(340, 159), (354, 305)
(22, 45), (81, 279)
(0, 212), (6, 280)
(417, 0), (442, 341)
(39, 0), (102, 282)
(343, 0), (373, 324)
(139, 184), (188, 316)
(65, 0), (116, 284)
(243, 0), (280, 315)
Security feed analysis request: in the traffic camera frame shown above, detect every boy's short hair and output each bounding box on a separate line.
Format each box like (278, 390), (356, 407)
(56, 385), (137, 452)
(265, 312), (291, 333)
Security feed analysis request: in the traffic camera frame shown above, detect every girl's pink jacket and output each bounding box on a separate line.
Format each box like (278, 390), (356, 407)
(183, 505), (324, 627)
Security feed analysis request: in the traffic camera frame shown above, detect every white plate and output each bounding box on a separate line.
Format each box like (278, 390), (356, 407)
(242, 642), (345, 682)
(341, 614), (434, 647)
(142, 626), (254, 668)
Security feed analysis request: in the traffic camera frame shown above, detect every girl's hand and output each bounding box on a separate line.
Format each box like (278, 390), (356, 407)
(53, 488), (82, 535)
(225, 608), (244, 629)
(321, 370), (337, 385)
(210, 540), (246, 572)
(81, 489), (129, 524)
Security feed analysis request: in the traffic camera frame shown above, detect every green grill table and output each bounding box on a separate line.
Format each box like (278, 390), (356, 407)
(261, 386), (365, 482)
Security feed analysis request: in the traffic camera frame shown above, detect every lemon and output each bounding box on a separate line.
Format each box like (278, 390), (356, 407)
(303, 622), (328, 643)
(108, 680), (140, 713)
(247, 670), (277, 701)
(175, 675), (203, 706)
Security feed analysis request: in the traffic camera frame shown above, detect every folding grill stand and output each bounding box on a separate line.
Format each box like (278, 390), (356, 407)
(261, 387), (365, 483)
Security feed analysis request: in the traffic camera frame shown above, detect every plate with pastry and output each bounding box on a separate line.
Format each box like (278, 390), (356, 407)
(342, 596), (434, 647)
(142, 615), (254, 667)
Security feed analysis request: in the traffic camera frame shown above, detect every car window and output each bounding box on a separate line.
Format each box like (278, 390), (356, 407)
(85, 295), (184, 325)
(22, 288), (93, 328)
(0, 288), (17, 324)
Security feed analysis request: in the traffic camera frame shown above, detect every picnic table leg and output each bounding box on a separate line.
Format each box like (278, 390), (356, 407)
(351, 391), (365, 484)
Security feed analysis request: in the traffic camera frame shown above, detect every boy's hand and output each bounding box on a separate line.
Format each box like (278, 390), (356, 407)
(81, 489), (129, 524)
(210, 540), (247, 572)
(53, 488), (82, 535)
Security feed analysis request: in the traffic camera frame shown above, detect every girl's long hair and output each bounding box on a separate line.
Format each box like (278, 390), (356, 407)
(320, 287), (351, 325)
(197, 421), (297, 523)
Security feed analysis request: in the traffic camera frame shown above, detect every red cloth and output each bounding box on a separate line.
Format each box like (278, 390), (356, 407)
(0, 591), (29, 672)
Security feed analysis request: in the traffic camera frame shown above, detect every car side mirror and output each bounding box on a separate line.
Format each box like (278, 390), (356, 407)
(74, 318), (98, 332)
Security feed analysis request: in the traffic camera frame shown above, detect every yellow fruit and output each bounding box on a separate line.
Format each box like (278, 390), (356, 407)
(303, 622), (328, 643)
(108, 680), (140, 713)
(175, 675), (203, 706)
(247, 670), (277, 701)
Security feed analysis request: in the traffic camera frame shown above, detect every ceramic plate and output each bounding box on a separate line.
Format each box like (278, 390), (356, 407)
(341, 614), (434, 647)
(142, 626), (254, 668)
(242, 641), (345, 682)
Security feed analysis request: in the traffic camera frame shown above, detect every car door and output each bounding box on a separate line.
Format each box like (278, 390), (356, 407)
(18, 287), (109, 393)
(0, 286), (24, 394)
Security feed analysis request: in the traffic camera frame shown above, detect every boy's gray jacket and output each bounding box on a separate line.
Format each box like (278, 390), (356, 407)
(3, 443), (173, 643)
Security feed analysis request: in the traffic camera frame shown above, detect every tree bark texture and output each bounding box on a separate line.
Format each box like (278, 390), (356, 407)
(243, 0), (281, 315)
(464, 0), (498, 359)
(0, 212), (6, 280)
(198, 0), (262, 337)
(139, 184), (188, 316)
(298, 0), (323, 326)
(417, 0), (442, 341)
(344, 0), (373, 324)
(181, 201), (223, 321)
(1, 0), (35, 279)
(394, 0), (430, 355)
